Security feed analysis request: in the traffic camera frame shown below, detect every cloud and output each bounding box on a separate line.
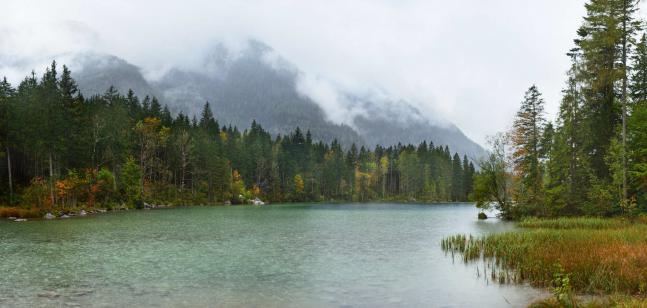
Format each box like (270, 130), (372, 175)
(0, 0), (602, 145)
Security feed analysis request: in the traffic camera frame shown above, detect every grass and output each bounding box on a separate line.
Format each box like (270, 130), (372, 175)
(442, 217), (647, 306)
(518, 217), (636, 229)
(529, 295), (647, 308)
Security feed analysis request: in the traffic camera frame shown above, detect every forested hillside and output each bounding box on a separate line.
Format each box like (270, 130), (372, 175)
(0, 64), (475, 209)
(475, 0), (647, 219)
(69, 41), (485, 158)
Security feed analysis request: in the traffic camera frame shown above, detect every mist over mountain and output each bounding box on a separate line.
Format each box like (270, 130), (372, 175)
(70, 41), (485, 158)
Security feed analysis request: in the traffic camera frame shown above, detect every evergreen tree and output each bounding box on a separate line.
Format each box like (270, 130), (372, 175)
(510, 85), (547, 215)
(451, 153), (463, 201)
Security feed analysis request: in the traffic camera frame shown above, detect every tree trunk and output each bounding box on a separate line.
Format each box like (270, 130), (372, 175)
(6, 146), (12, 202)
(49, 151), (55, 207)
(621, 0), (629, 206)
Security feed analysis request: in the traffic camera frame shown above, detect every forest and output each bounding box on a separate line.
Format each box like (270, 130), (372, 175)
(0, 65), (474, 211)
(474, 0), (647, 219)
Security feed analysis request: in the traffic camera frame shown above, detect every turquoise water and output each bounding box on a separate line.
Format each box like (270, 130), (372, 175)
(0, 203), (543, 307)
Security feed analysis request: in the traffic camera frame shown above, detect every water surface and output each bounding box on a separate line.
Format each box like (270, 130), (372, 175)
(0, 203), (544, 307)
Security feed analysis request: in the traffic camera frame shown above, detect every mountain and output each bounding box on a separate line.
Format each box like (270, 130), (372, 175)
(71, 43), (485, 158)
(72, 53), (160, 99)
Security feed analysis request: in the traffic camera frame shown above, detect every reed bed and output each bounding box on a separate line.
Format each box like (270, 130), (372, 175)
(442, 218), (647, 296)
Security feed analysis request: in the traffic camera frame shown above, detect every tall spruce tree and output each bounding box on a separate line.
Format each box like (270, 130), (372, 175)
(510, 85), (547, 215)
(575, 0), (624, 181)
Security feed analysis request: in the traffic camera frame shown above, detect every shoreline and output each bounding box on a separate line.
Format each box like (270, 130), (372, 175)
(1, 201), (479, 222)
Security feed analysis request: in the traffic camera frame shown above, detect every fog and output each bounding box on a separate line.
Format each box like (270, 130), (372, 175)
(0, 0), (614, 145)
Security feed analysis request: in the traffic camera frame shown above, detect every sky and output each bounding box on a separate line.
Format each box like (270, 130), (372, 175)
(0, 0), (627, 146)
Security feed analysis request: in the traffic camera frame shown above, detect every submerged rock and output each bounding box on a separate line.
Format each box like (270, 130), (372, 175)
(44, 213), (55, 220)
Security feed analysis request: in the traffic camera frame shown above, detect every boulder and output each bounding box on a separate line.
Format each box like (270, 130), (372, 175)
(7, 216), (17, 221)
(14, 218), (27, 222)
(44, 213), (55, 220)
(478, 212), (488, 220)
(60, 214), (70, 219)
(79, 210), (87, 216)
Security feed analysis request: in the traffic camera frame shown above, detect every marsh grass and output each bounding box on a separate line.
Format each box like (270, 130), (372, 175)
(442, 218), (647, 296)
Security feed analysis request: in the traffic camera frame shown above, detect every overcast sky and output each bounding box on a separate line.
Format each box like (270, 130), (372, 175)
(2, 0), (635, 146)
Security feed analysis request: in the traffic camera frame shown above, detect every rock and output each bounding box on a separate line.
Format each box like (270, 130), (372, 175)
(13, 218), (27, 222)
(478, 212), (488, 220)
(224, 200), (231, 205)
(7, 216), (17, 221)
(79, 210), (87, 216)
(253, 198), (265, 205)
(60, 214), (70, 219)
(44, 213), (55, 220)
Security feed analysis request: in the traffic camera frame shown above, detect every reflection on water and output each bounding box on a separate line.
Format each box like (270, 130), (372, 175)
(0, 203), (544, 307)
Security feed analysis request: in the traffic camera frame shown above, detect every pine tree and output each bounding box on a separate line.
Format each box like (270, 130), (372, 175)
(199, 102), (219, 138)
(451, 153), (463, 201)
(510, 85), (547, 214)
(0, 77), (14, 202)
(575, 0), (625, 180)
(619, 0), (641, 204)
(630, 34), (647, 104)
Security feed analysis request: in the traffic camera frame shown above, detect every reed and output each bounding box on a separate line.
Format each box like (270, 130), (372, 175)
(442, 218), (647, 296)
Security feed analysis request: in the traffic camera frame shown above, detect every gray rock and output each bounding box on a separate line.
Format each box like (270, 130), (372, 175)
(44, 213), (55, 219)
(13, 218), (27, 222)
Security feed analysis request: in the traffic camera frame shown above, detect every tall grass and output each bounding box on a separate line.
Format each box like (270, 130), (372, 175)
(518, 217), (632, 229)
(442, 218), (647, 296)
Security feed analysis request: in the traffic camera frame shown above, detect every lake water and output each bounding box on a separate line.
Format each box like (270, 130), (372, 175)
(0, 203), (544, 307)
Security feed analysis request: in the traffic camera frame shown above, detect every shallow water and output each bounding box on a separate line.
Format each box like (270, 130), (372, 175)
(0, 203), (544, 307)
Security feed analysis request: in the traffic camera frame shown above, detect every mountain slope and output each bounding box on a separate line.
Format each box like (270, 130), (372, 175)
(71, 43), (485, 158)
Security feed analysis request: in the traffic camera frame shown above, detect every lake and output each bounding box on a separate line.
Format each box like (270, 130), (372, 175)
(0, 203), (544, 307)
